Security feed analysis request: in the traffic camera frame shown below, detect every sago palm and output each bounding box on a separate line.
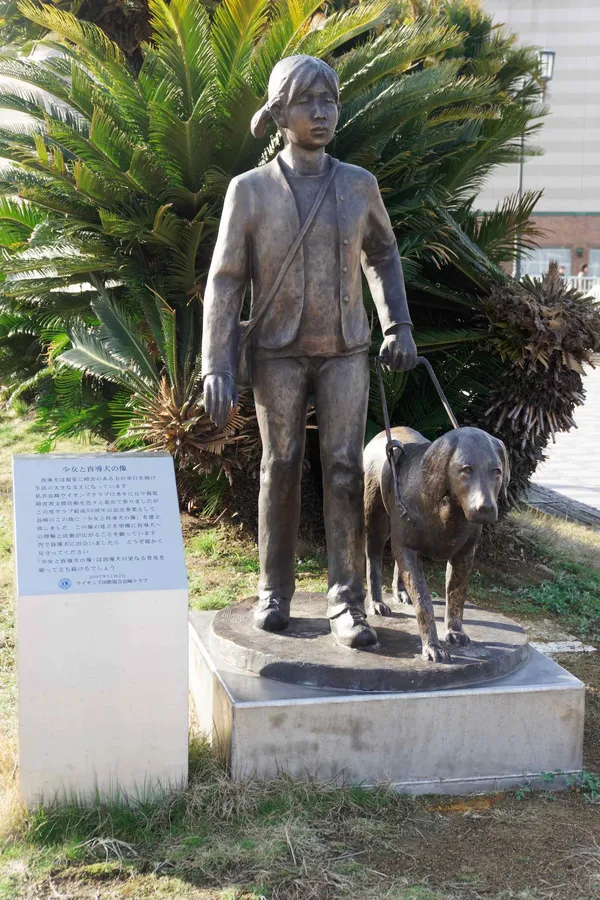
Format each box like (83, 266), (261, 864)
(0, 0), (425, 480)
(54, 285), (260, 505)
(0, 0), (574, 506)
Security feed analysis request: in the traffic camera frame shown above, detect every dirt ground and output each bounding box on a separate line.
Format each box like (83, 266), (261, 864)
(7, 787), (600, 899)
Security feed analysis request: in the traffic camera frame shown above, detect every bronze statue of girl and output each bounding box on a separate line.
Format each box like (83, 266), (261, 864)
(202, 55), (417, 648)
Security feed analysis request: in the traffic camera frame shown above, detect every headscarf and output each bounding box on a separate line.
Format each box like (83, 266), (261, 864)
(250, 55), (340, 138)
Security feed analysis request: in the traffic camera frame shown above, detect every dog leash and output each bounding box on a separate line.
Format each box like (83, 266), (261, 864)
(374, 355), (459, 520)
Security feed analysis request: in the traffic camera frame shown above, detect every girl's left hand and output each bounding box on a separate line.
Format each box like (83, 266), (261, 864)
(379, 325), (418, 372)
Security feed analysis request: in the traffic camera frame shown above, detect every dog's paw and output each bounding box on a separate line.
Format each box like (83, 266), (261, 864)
(445, 629), (470, 646)
(394, 589), (411, 605)
(374, 600), (393, 617)
(366, 600), (393, 617)
(422, 642), (452, 663)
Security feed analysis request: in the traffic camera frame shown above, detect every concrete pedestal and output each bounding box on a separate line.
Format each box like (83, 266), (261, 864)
(190, 611), (584, 794)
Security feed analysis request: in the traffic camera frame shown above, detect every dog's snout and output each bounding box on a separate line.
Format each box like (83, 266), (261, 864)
(463, 491), (498, 524)
(468, 500), (498, 524)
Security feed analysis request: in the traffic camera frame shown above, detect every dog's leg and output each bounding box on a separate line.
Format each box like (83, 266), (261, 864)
(445, 541), (477, 646)
(365, 501), (391, 617)
(392, 538), (451, 663)
(393, 561), (411, 605)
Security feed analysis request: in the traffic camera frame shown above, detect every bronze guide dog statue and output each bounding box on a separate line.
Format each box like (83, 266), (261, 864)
(364, 424), (510, 662)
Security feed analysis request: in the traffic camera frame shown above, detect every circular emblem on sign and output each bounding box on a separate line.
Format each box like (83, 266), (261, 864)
(58, 578), (72, 590)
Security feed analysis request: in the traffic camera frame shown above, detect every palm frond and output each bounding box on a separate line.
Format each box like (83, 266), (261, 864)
(90, 289), (161, 386)
(250, 0), (328, 94)
(465, 190), (544, 264)
(211, 0), (271, 90)
(337, 19), (462, 100)
(19, 0), (148, 135)
(58, 326), (151, 393)
(296, 0), (392, 58)
(146, 0), (216, 117)
(5, 363), (52, 407)
(19, 0), (127, 66)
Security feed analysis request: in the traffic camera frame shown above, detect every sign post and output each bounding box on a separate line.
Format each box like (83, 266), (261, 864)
(13, 452), (188, 805)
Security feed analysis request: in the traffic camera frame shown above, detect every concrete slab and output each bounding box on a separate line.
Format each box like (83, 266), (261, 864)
(190, 611), (584, 794)
(533, 366), (600, 511)
(531, 640), (596, 656)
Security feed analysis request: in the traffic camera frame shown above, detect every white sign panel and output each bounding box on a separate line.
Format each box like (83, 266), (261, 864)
(13, 452), (188, 596)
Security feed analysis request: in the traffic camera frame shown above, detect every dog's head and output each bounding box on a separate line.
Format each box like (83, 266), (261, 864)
(422, 427), (510, 525)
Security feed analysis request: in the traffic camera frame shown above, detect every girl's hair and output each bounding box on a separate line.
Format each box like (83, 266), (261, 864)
(250, 55), (340, 138)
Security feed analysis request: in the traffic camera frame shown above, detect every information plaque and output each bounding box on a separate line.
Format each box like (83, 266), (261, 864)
(13, 452), (189, 805)
(13, 452), (187, 596)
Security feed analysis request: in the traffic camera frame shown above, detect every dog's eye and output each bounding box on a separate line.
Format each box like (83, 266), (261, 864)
(492, 467), (502, 476)
(461, 465), (473, 474)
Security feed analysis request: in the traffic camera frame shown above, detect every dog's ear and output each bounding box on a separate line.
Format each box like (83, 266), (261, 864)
(494, 437), (511, 501)
(422, 432), (456, 503)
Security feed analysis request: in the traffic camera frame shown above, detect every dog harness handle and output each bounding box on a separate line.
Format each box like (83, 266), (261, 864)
(374, 355), (460, 521)
(374, 356), (410, 518)
(416, 357), (460, 430)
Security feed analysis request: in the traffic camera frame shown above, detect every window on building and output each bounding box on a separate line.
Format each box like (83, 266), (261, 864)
(588, 249), (600, 278)
(520, 247), (571, 277)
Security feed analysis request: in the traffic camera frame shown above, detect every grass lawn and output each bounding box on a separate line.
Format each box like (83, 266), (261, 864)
(1, 413), (600, 899)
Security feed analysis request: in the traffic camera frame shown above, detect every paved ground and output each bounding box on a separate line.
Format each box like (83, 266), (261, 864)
(533, 365), (600, 510)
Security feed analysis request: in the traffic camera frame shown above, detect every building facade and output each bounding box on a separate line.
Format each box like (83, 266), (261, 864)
(479, 0), (600, 277)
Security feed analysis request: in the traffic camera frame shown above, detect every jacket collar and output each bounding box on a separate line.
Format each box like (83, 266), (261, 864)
(274, 151), (336, 179)
(266, 152), (338, 228)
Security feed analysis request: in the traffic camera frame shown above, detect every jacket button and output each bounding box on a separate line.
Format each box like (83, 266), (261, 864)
(342, 266), (348, 272)
(343, 239), (348, 245)
(343, 295), (349, 302)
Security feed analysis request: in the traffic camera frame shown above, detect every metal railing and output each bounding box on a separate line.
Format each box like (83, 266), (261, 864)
(565, 276), (600, 301)
(518, 274), (600, 301)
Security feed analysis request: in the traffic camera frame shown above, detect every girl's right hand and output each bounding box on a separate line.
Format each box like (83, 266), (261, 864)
(203, 373), (238, 427)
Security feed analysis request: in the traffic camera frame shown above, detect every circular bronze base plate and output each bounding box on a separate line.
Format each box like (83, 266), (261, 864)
(210, 592), (529, 693)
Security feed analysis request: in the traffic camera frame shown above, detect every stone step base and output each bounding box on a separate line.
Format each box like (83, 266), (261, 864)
(190, 611), (584, 795)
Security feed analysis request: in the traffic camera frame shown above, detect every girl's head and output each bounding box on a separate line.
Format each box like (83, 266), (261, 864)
(250, 55), (340, 146)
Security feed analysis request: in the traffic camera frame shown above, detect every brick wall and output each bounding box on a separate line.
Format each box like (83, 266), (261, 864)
(531, 215), (600, 273)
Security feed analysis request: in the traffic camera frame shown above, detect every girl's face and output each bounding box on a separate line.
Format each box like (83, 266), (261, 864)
(275, 74), (339, 150)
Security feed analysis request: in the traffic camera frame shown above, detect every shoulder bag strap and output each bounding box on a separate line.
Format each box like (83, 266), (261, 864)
(243, 158), (339, 340)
